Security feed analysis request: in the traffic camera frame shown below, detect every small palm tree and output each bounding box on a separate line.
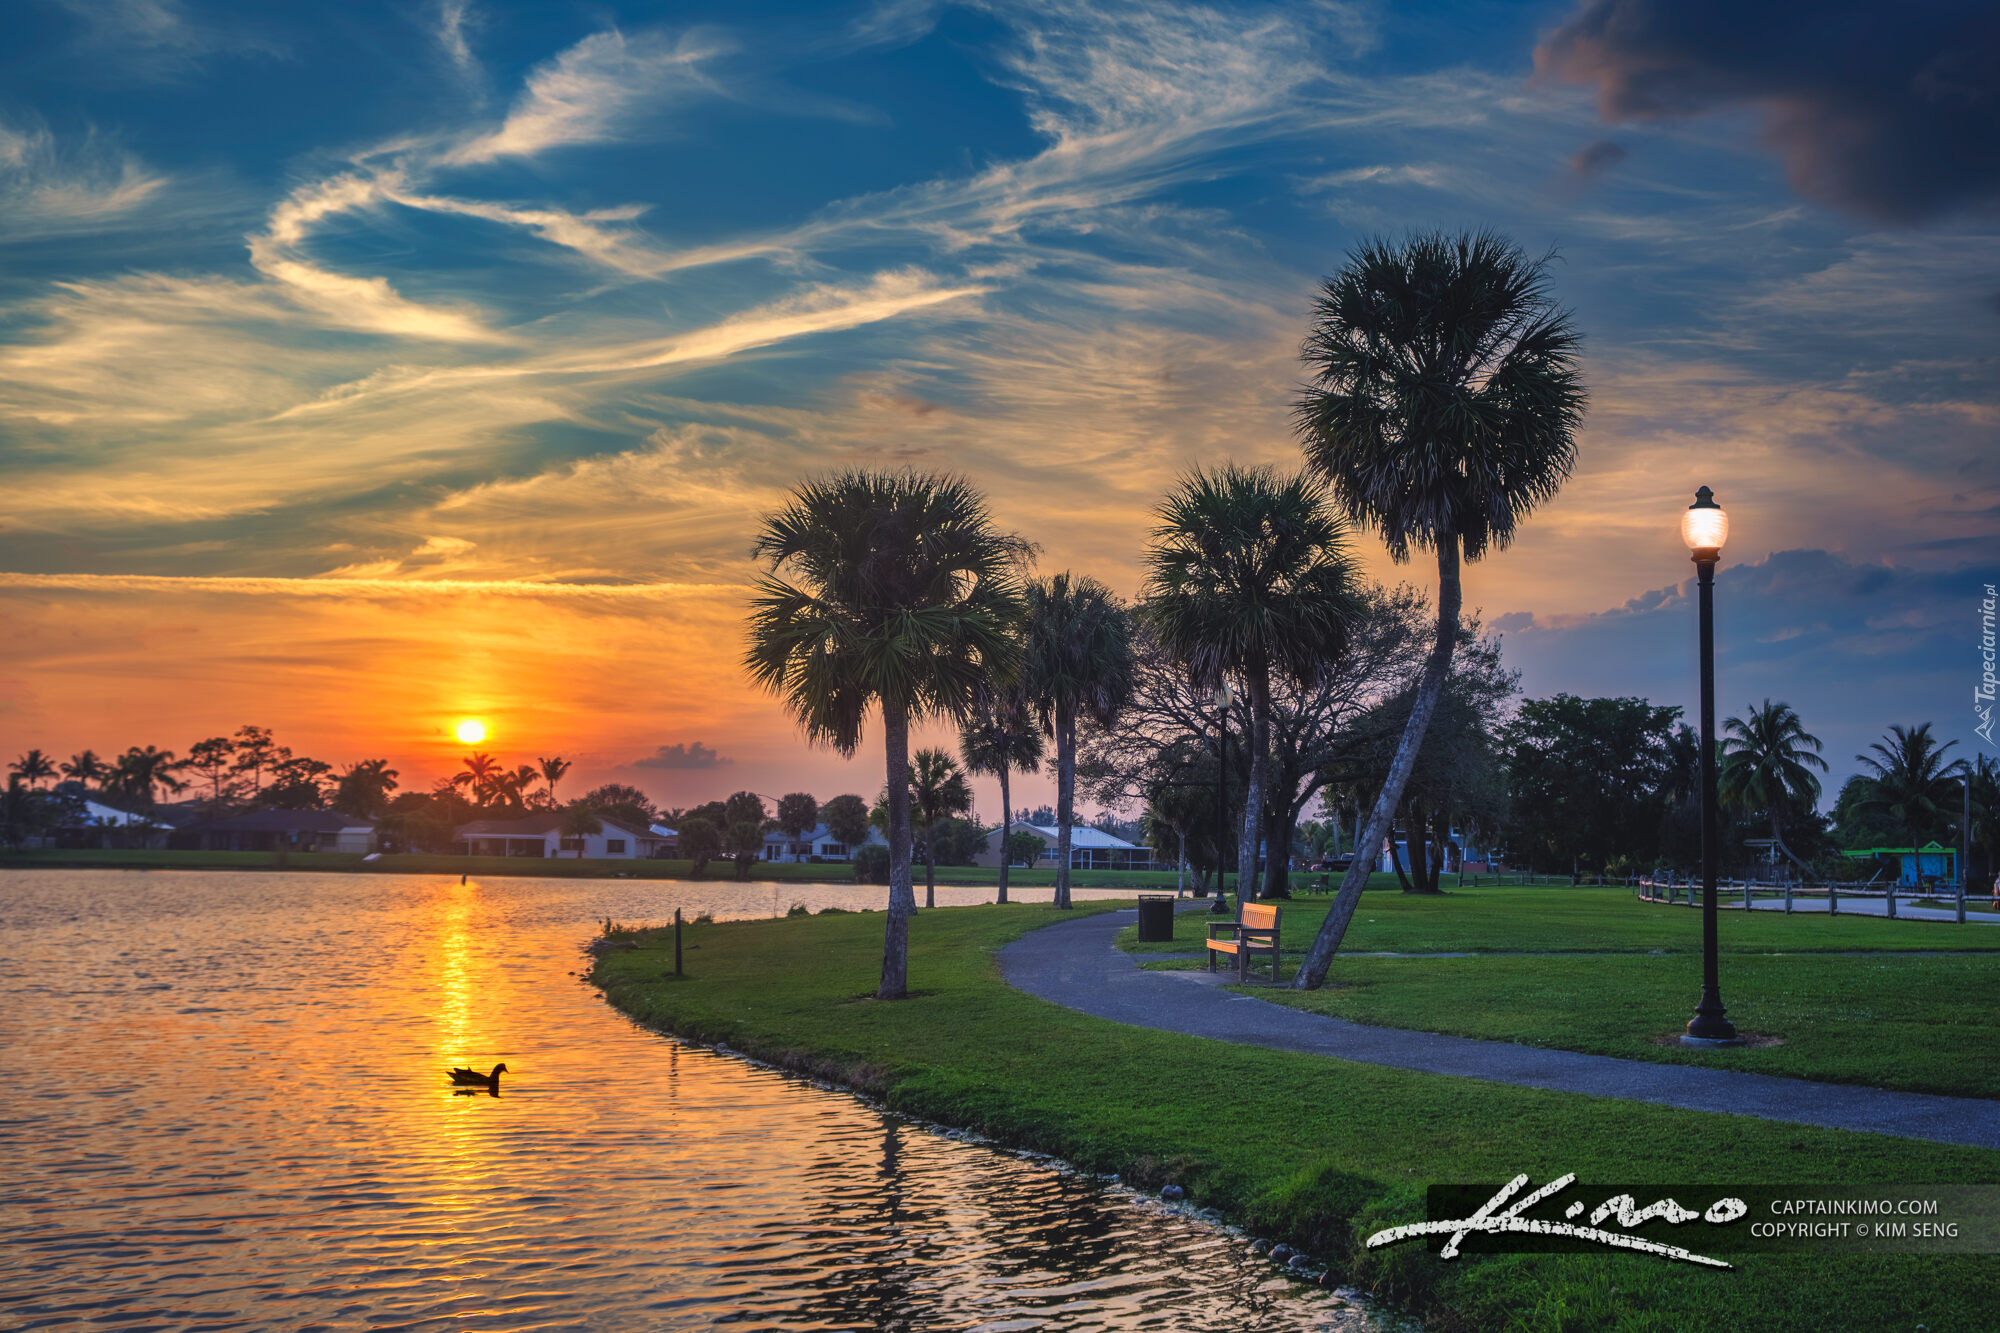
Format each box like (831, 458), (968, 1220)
(538, 756), (572, 809)
(10, 750), (56, 790)
(1291, 230), (1585, 988)
(910, 747), (973, 909)
(1024, 573), (1136, 910)
(1719, 699), (1828, 876)
(746, 469), (1028, 999)
(559, 803), (602, 858)
(1857, 724), (1968, 896)
(61, 750), (106, 791)
(1143, 464), (1362, 906)
(959, 684), (1044, 905)
(453, 752), (501, 806)
(107, 746), (185, 809)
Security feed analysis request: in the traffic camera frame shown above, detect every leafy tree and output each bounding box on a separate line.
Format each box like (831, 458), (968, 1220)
(1856, 724), (1969, 887)
(726, 819), (765, 879)
(820, 793), (871, 855)
(559, 802), (603, 857)
(265, 754), (333, 810)
(1718, 699), (1828, 876)
(333, 758), (400, 819)
(1502, 695), (1682, 876)
(1143, 464), (1362, 906)
(537, 756), (571, 809)
(229, 725), (280, 798)
(1006, 829), (1045, 868)
(105, 746), (185, 809)
(853, 843), (891, 885)
(724, 791), (767, 830)
(677, 816), (721, 876)
(959, 684), (1043, 905)
(61, 750), (105, 791)
(1293, 230), (1585, 989)
(1830, 775), (1900, 849)
(581, 783), (659, 832)
(182, 737), (241, 814)
(1025, 573), (1134, 910)
(925, 817), (987, 866)
(1967, 755), (1999, 891)
(746, 469), (1028, 999)
(910, 748), (973, 908)
(10, 749), (56, 790)
(776, 792), (820, 842)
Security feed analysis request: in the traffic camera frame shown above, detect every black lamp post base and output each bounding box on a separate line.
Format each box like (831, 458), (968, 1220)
(1682, 1006), (1742, 1046)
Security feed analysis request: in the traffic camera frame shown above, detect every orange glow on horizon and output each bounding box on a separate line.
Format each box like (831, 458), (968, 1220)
(455, 719), (488, 745)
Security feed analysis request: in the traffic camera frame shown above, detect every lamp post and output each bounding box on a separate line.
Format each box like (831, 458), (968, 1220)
(1212, 680), (1234, 915)
(1681, 487), (1742, 1046)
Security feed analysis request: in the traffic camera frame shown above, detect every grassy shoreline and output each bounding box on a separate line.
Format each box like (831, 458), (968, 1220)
(0, 847), (1189, 889)
(588, 901), (2000, 1332)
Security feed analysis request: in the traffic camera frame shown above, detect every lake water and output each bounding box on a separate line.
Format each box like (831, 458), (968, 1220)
(0, 870), (1385, 1331)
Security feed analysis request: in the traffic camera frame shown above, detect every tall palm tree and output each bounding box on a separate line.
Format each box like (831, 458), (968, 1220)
(958, 684), (1043, 905)
(1024, 573), (1135, 910)
(538, 756), (572, 809)
(61, 750), (106, 791)
(1856, 723), (1968, 896)
(1143, 464), (1362, 908)
(10, 749), (56, 790)
(909, 747), (973, 909)
(1719, 699), (1827, 875)
(453, 752), (501, 806)
(746, 469), (1028, 1000)
(107, 746), (184, 809)
(1291, 230), (1585, 989)
(559, 803), (602, 858)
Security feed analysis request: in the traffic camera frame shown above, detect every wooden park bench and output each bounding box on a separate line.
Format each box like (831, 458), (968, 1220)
(1206, 902), (1281, 983)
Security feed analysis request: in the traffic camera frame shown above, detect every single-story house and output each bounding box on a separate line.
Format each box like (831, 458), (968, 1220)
(761, 822), (887, 863)
(975, 820), (1154, 871)
(1377, 826), (1502, 875)
(53, 800), (172, 850)
(454, 812), (668, 859)
(1842, 843), (1958, 887)
(174, 808), (377, 854)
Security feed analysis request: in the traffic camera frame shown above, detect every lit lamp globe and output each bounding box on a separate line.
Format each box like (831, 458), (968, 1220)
(1681, 487), (1728, 561)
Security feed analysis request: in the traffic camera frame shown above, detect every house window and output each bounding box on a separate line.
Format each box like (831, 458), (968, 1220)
(606, 839), (625, 854)
(559, 836), (584, 852)
(821, 843), (843, 856)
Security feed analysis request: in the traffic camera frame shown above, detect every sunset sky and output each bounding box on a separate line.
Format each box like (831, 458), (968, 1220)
(2, 0), (1994, 814)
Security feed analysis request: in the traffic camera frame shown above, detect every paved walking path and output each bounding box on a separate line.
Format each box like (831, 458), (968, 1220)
(997, 907), (2000, 1150)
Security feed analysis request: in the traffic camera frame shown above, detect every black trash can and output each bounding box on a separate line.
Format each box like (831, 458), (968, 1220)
(1135, 893), (1176, 943)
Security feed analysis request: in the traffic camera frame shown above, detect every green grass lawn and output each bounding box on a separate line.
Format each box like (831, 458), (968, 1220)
(1120, 882), (2000, 953)
(1121, 887), (2000, 1099)
(590, 903), (2000, 1333)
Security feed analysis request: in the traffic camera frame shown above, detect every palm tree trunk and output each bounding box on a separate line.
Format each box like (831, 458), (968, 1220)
(925, 824), (936, 909)
(879, 701), (916, 1000)
(996, 766), (1012, 905)
(1390, 803), (1416, 892)
(1294, 534), (1462, 989)
(1055, 704), (1076, 910)
(1238, 667), (1271, 905)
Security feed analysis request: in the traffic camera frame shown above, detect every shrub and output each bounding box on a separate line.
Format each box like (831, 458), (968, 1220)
(853, 843), (891, 884)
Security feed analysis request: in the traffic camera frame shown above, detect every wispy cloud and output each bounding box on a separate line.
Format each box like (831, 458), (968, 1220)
(0, 120), (166, 235)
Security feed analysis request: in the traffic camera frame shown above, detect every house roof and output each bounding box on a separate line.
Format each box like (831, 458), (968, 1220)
(455, 812), (651, 839)
(205, 808), (375, 833)
(1005, 820), (1143, 850)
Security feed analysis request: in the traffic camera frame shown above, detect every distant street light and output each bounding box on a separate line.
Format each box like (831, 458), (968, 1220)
(1681, 486), (1742, 1046)
(1212, 680), (1235, 916)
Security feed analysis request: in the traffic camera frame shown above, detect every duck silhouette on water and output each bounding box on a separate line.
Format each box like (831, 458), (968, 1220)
(448, 1063), (508, 1096)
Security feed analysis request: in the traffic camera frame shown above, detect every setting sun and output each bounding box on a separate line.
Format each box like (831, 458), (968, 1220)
(454, 719), (487, 745)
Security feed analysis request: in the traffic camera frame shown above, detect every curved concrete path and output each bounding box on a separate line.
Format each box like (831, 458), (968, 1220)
(997, 907), (2000, 1151)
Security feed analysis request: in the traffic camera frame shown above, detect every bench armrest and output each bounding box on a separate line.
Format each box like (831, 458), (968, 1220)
(1207, 921), (1242, 939)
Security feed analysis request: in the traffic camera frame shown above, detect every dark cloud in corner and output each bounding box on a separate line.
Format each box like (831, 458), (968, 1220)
(1569, 139), (1628, 177)
(1536, 1), (2000, 223)
(632, 742), (731, 770)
